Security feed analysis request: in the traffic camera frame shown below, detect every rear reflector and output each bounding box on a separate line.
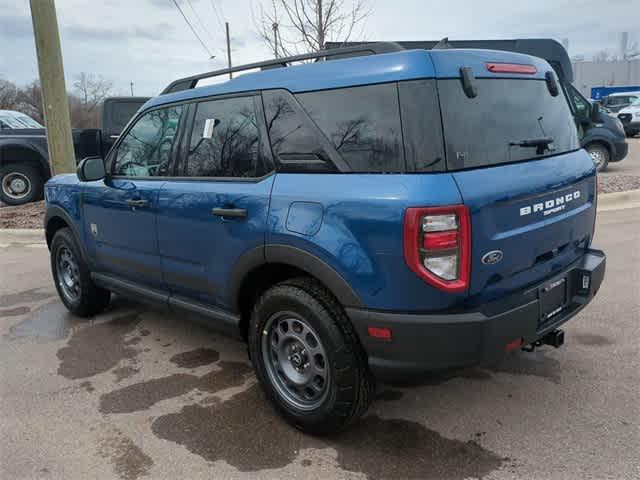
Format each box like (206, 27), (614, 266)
(367, 326), (392, 340)
(505, 338), (523, 352)
(486, 63), (537, 74)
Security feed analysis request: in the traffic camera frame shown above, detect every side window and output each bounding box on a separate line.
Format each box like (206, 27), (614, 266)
(398, 79), (445, 172)
(262, 90), (334, 171)
(296, 84), (404, 172)
(113, 105), (183, 177)
(568, 85), (590, 119)
(186, 96), (266, 178)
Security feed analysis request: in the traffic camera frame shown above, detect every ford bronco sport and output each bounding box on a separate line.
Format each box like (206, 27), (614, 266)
(44, 43), (606, 433)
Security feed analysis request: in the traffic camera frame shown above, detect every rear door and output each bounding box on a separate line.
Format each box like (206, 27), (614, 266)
(431, 52), (596, 302)
(157, 94), (274, 309)
(83, 104), (184, 288)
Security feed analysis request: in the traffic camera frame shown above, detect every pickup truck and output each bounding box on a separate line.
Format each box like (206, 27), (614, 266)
(0, 97), (148, 205)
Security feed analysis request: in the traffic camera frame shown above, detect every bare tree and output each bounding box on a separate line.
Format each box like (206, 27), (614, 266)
(73, 72), (113, 113)
(0, 79), (20, 110)
(18, 81), (45, 124)
(254, 0), (370, 57)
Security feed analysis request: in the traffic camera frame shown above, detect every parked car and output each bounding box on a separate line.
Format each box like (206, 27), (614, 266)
(45, 43), (606, 434)
(326, 39), (629, 172)
(0, 98), (148, 205)
(617, 98), (640, 137)
(599, 91), (640, 113)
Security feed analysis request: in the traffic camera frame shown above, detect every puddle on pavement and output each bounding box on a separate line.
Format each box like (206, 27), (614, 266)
(57, 312), (142, 379)
(112, 365), (140, 383)
(0, 287), (56, 308)
(99, 432), (153, 480)
(0, 306), (30, 317)
(99, 360), (250, 414)
(170, 348), (220, 368)
(151, 384), (503, 479)
(487, 351), (561, 383)
(9, 301), (82, 341)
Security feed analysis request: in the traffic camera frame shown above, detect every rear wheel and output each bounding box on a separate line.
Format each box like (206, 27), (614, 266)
(586, 143), (610, 172)
(249, 277), (374, 434)
(51, 227), (111, 317)
(0, 163), (43, 205)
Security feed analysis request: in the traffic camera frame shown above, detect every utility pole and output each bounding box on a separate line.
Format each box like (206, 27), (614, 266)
(29, 0), (75, 175)
(225, 22), (233, 79)
(272, 22), (279, 58)
(130, 81), (134, 96)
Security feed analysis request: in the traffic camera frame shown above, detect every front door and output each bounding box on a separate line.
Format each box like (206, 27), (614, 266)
(83, 104), (184, 288)
(157, 95), (274, 309)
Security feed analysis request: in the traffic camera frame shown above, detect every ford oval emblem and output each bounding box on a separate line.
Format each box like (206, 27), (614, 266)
(481, 250), (503, 265)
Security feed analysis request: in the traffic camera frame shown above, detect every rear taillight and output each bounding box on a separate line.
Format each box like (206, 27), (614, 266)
(403, 205), (471, 293)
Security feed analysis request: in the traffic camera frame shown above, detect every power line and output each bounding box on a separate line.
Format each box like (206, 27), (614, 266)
(185, 0), (218, 46)
(209, 0), (226, 31)
(170, 0), (215, 58)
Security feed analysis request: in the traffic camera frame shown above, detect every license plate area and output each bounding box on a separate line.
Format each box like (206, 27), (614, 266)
(539, 277), (567, 323)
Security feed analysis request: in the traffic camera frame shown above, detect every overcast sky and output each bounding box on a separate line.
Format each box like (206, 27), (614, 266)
(0, 0), (637, 96)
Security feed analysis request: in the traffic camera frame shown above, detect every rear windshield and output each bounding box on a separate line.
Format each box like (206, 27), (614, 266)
(438, 78), (579, 170)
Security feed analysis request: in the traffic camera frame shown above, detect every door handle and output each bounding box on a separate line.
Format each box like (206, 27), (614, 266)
(212, 207), (247, 218)
(126, 199), (149, 208)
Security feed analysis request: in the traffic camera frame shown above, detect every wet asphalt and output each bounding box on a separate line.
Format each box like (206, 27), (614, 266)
(0, 208), (638, 480)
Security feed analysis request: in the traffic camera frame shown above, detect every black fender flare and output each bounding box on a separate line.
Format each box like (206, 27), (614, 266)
(44, 205), (87, 262)
(227, 244), (363, 309)
(0, 139), (51, 177)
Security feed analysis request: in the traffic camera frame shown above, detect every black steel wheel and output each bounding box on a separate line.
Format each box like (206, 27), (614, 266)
(249, 277), (374, 434)
(50, 227), (110, 317)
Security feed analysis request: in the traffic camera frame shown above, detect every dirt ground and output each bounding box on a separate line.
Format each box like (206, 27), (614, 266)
(0, 200), (45, 229)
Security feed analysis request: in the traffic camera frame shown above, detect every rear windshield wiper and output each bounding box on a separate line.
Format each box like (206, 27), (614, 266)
(509, 137), (554, 154)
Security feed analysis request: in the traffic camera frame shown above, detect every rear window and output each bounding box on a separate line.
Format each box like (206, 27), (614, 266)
(438, 78), (579, 170)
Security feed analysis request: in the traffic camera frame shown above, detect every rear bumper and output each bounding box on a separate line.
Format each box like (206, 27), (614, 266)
(622, 121), (640, 135)
(347, 249), (606, 381)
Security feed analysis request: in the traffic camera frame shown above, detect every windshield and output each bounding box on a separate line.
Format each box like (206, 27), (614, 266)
(0, 112), (44, 129)
(438, 78), (579, 170)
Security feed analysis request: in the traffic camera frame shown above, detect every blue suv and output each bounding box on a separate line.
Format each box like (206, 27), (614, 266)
(45, 43), (606, 433)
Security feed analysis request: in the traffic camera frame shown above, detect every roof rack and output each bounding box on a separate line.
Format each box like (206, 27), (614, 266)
(161, 42), (405, 95)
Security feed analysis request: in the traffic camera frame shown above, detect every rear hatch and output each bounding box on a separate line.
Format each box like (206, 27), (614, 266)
(430, 50), (597, 302)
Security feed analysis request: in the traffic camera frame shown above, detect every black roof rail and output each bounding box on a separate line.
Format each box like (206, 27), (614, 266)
(161, 42), (405, 95)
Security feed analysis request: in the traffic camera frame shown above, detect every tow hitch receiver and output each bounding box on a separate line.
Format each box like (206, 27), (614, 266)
(522, 329), (565, 352)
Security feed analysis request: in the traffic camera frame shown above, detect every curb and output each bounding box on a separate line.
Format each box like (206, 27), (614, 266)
(0, 229), (46, 247)
(597, 189), (640, 212)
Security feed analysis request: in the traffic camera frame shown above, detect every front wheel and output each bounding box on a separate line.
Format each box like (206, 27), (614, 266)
(586, 143), (610, 172)
(51, 227), (111, 317)
(249, 278), (374, 434)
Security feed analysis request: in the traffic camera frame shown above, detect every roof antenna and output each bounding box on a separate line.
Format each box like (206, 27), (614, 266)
(433, 37), (452, 49)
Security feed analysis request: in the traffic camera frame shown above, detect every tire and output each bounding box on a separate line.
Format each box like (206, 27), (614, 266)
(248, 277), (374, 435)
(50, 227), (110, 317)
(586, 143), (610, 172)
(0, 163), (43, 205)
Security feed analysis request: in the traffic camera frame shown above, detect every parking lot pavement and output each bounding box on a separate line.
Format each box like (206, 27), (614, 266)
(1, 208), (639, 480)
(601, 136), (640, 177)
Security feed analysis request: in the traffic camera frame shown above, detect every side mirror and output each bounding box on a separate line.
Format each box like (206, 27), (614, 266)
(77, 156), (106, 182)
(591, 102), (601, 122)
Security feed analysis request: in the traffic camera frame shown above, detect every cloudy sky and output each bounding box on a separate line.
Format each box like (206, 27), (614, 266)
(0, 0), (637, 96)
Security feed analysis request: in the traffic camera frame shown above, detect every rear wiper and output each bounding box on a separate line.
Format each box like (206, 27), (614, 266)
(509, 137), (554, 155)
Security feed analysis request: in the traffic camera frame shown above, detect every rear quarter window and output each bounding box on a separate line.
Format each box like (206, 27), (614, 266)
(296, 83), (404, 173)
(438, 78), (579, 170)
